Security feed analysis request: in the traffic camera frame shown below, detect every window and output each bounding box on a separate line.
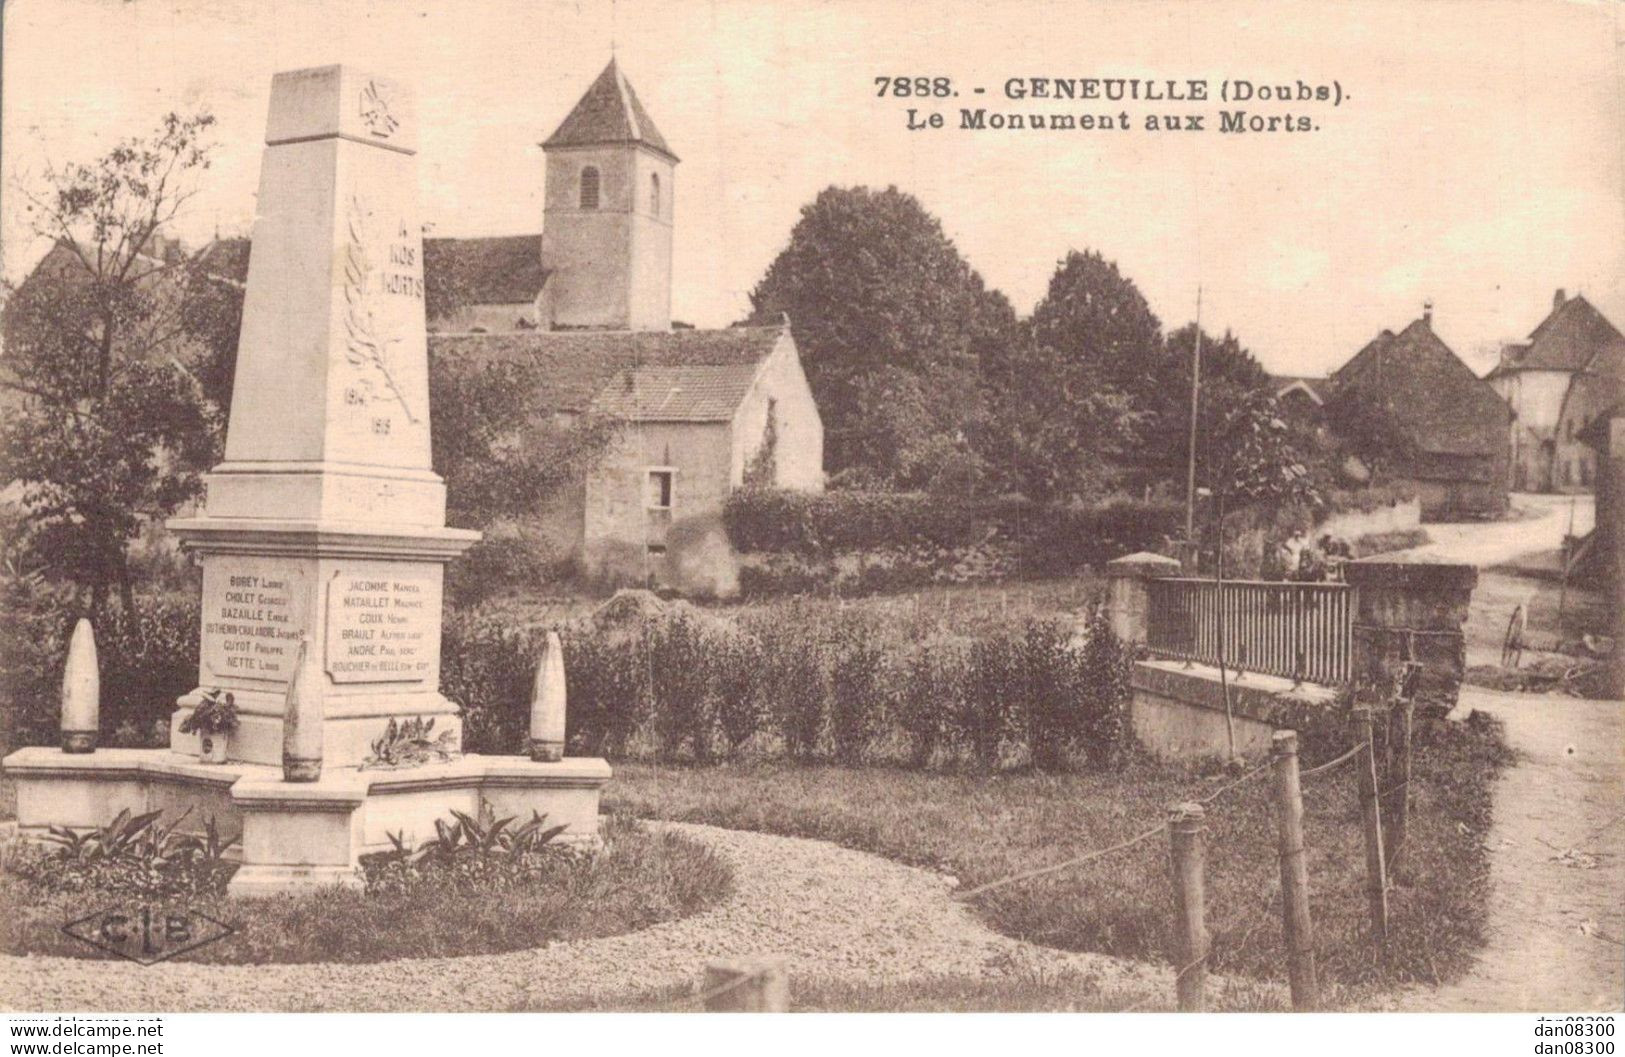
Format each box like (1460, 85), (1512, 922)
(647, 469), (674, 510)
(579, 166), (600, 209)
(650, 173), (660, 216)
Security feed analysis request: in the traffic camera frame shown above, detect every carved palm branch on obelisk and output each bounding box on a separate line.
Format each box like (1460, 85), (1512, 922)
(342, 196), (418, 423)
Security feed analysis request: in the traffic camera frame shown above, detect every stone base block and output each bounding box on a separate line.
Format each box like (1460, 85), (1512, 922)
(2, 748), (612, 897)
(1131, 659), (1340, 760)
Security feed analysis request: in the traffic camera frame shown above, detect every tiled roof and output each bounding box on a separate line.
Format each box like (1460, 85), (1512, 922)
(542, 59), (677, 161)
(423, 234), (549, 306)
(592, 363), (762, 422)
(1491, 294), (1623, 375)
(428, 325), (785, 415)
(1331, 317), (1510, 458)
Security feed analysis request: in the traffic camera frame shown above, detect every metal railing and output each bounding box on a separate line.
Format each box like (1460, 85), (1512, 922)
(1146, 578), (1353, 686)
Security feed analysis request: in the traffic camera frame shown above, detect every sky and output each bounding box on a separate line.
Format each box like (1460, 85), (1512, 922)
(2, 0), (1621, 377)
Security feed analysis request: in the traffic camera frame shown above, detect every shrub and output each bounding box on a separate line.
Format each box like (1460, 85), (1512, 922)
(445, 530), (558, 608)
(827, 613), (889, 764)
(725, 488), (1181, 591)
(751, 604), (829, 760)
(1074, 610), (1132, 768)
(1014, 497), (1184, 577)
(439, 612), (536, 755)
(439, 598), (1136, 773)
(898, 636), (970, 767)
(711, 626), (767, 755)
(559, 622), (652, 758)
(962, 633), (1015, 769)
(648, 608), (721, 762)
(724, 488), (987, 555)
(1, 579), (196, 754)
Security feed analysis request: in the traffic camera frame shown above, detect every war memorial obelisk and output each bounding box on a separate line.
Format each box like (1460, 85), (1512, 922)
(168, 66), (476, 767)
(4, 66), (611, 896)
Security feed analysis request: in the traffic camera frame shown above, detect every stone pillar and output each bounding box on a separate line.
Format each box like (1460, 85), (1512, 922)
(1104, 552), (1183, 645)
(1344, 556), (1476, 718)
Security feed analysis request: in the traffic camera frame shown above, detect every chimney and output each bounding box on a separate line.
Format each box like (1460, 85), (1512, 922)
(1554, 288), (1567, 312)
(1422, 300), (1434, 326)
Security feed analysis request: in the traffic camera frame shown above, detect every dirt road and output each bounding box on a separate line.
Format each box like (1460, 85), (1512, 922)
(1394, 492), (1593, 569)
(1402, 688), (1623, 1011)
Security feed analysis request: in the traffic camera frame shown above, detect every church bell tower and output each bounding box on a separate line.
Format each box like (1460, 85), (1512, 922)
(540, 59), (677, 331)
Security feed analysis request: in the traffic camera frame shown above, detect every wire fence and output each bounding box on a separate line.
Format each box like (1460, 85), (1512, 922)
(675, 701), (1428, 1012)
(948, 732), (1393, 1013)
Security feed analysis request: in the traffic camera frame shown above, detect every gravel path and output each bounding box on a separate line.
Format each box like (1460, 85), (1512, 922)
(1396, 689), (1624, 1012)
(1, 823), (1190, 1012)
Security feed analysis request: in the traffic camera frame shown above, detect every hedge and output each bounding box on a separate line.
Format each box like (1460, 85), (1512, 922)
(5, 589), (1134, 774)
(2, 580), (197, 754)
(445, 602), (1135, 771)
(723, 488), (1183, 575)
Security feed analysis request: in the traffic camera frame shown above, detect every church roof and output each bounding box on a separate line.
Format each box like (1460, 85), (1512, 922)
(1331, 315), (1510, 458)
(541, 59), (677, 161)
(424, 235), (549, 305)
(1489, 292), (1623, 375)
(428, 324), (786, 416)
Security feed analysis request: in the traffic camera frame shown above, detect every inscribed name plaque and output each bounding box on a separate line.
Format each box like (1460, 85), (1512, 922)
(200, 559), (307, 683)
(325, 569), (438, 684)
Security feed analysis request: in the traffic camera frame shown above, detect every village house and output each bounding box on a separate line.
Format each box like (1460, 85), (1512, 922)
(1329, 305), (1512, 519)
(1487, 290), (1625, 492)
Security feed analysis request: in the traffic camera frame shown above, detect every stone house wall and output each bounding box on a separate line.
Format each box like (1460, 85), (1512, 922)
(582, 420), (733, 583)
(730, 337), (825, 492)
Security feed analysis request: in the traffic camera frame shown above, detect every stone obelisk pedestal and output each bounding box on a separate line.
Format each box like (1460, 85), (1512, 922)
(3, 65), (611, 899)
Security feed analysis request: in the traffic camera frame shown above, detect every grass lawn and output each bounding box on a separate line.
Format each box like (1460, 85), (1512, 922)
(0, 815), (731, 964)
(605, 715), (1511, 1009)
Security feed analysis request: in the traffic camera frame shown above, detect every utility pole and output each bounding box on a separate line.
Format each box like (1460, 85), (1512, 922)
(1184, 287), (1204, 541)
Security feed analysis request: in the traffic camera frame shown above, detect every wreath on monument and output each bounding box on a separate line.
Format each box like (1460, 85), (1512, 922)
(362, 716), (458, 770)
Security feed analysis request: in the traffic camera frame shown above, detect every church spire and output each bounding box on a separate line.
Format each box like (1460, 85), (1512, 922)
(542, 59), (677, 162)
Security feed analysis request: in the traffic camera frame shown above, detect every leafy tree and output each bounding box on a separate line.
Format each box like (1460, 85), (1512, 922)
(1026, 249), (1164, 402)
(1190, 382), (1316, 760)
(428, 356), (616, 528)
(2, 112), (220, 612)
(846, 364), (992, 494)
(977, 332), (1144, 502)
(1145, 324), (1275, 488)
(1322, 381), (1417, 479)
(177, 262), (244, 420)
(746, 186), (1018, 483)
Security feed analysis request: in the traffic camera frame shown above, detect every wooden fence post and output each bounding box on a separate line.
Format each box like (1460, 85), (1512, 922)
(1270, 730), (1319, 1010)
(703, 957), (789, 1012)
(1387, 700), (1414, 872)
(1357, 709), (1390, 950)
(1167, 802), (1208, 1011)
